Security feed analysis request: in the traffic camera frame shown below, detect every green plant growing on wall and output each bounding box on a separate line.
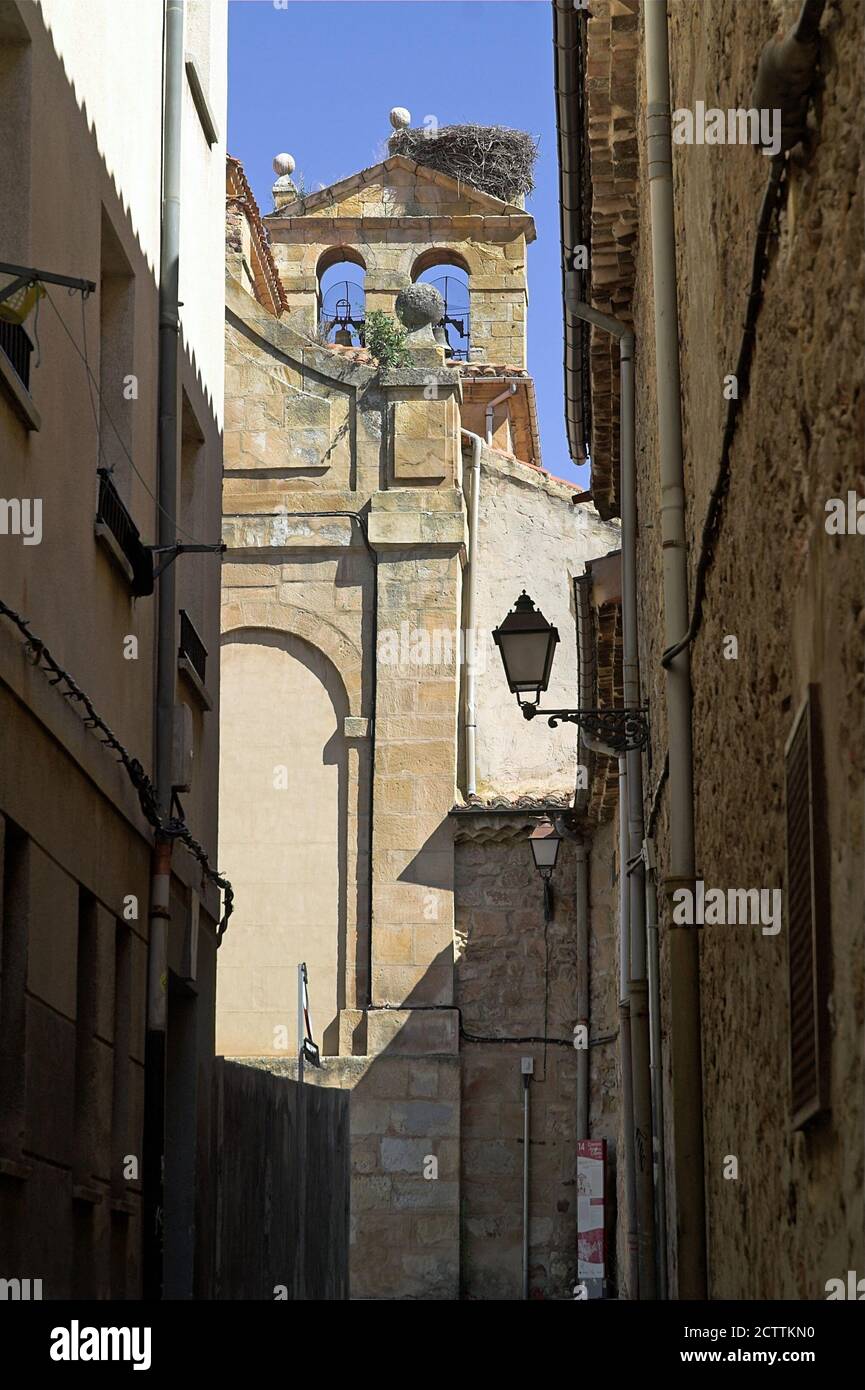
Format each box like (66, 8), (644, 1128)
(364, 310), (413, 369)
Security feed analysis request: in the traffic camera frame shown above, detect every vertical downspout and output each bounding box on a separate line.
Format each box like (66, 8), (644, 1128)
(618, 755), (638, 1299)
(485, 381), (516, 446)
(521, 1063), (532, 1300)
(620, 332), (657, 1300)
(646, 868), (669, 1298)
(567, 297), (655, 1298)
(144, 0), (184, 1301)
(644, 0), (707, 1300)
(575, 842), (589, 1141)
(461, 430), (483, 797)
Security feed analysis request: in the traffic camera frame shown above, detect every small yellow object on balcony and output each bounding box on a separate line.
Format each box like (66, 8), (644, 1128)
(0, 274), (45, 326)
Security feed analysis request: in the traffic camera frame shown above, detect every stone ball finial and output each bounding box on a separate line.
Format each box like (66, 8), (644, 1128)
(395, 282), (445, 331)
(389, 106), (411, 130)
(272, 152), (296, 176)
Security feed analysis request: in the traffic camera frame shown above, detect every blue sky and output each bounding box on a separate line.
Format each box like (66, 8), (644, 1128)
(228, 0), (586, 485)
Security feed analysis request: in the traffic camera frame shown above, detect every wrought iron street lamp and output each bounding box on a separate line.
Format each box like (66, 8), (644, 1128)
(492, 591), (649, 754)
(529, 820), (561, 923)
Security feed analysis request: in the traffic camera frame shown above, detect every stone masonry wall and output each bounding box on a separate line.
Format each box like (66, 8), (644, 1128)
(454, 818), (620, 1299)
(243, 1041), (460, 1301)
(630, 0), (864, 1297)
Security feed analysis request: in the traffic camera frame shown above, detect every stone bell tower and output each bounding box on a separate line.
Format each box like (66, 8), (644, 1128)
(220, 136), (539, 1298)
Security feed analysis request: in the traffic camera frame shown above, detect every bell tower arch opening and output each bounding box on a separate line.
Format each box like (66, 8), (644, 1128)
(411, 249), (471, 361)
(317, 246), (366, 348)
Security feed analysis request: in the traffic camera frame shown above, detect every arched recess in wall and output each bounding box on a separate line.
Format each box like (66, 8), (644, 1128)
(317, 245), (366, 348)
(216, 627), (352, 1060)
(411, 248), (471, 360)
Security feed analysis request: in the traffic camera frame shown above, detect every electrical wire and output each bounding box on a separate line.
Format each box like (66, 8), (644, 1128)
(43, 288), (214, 548)
(368, 1002), (616, 1050)
(78, 288), (104, 472)
(0, 597), (234, 942)
(662, 157), (787, 668)
(30, 287), (42, 369)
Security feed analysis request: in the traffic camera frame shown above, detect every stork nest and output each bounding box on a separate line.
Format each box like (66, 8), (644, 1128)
(388, 124), (538, 204)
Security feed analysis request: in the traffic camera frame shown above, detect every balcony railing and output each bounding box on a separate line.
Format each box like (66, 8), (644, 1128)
(95, 469), (153, 596)
(0, 320), (33, 391)
(179, 609), (208, 686)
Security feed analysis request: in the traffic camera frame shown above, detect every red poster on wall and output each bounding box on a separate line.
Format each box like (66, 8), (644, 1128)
(577, 1139), (606, 1283)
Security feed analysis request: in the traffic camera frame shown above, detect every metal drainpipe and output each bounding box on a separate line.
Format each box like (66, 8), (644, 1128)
(461, 430), (483, 797)
(575, 842), (589, 1141)
(646, 866), (669, 1299)
(485, 381), (516, 446)
(144, 0), (184, 1302)
(618, 755), (638, 1299)
(644, 0), (707, 1300)
(522, 1061), (532, 1299)
(567, 295), (656, 1298)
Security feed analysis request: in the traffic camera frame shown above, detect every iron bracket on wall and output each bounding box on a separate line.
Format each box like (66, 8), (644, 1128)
(520, 701), (650, 754)
(149, 542), (227, 580)
(0, 260), (96, 300)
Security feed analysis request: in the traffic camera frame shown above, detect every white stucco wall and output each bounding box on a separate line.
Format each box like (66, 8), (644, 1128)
(470, 448), (620, 798)
(37, 0), (227, 423)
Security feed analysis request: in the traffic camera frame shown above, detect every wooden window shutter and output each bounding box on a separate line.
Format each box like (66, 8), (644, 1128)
(784, 686), (831, 1129)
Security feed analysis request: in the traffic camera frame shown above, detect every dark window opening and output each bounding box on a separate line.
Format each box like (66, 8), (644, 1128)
(0, 319), (33, 390)
(179, 608), (208, 685)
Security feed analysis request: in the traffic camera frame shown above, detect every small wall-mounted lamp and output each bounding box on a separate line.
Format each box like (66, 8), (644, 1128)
(530, 820), (561, 922)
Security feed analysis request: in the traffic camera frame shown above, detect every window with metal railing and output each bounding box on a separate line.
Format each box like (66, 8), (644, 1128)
(0, 320), (33, 391)
(95, 468), (153, 596)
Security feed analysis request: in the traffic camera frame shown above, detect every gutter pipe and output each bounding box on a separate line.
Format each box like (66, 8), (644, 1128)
(575, 842), (589, 1142)
(485, 381), (516, 447)
(646, 864), (669, 1299)
(553, 812), (591, 1149)
(144, 0), (184, 1302)
(567, 294), (656, 1298)
(643, 0), (707, 1300)
(522, 1061), (532, 1299)
(461, 429), (484, 798)
(618, 755), (638, 1299)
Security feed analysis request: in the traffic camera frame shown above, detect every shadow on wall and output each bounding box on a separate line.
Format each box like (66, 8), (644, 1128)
(0, 2), (224, 1302)
(217, 627), (350, 1057)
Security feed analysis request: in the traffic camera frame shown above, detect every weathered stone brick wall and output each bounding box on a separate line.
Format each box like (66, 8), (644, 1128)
(630, 0), (864, 1297)
(454, 818), (619, 1298)
(585, 0), (641, 518)
(241, 1045), (460, 1300)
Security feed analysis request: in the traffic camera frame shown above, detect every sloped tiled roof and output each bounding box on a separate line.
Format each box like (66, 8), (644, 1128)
(226, 156), (288, 316)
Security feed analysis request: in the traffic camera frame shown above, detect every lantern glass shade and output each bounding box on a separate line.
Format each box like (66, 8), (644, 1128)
(529, 822), (561, 876)
(492, 591), (559, 700)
